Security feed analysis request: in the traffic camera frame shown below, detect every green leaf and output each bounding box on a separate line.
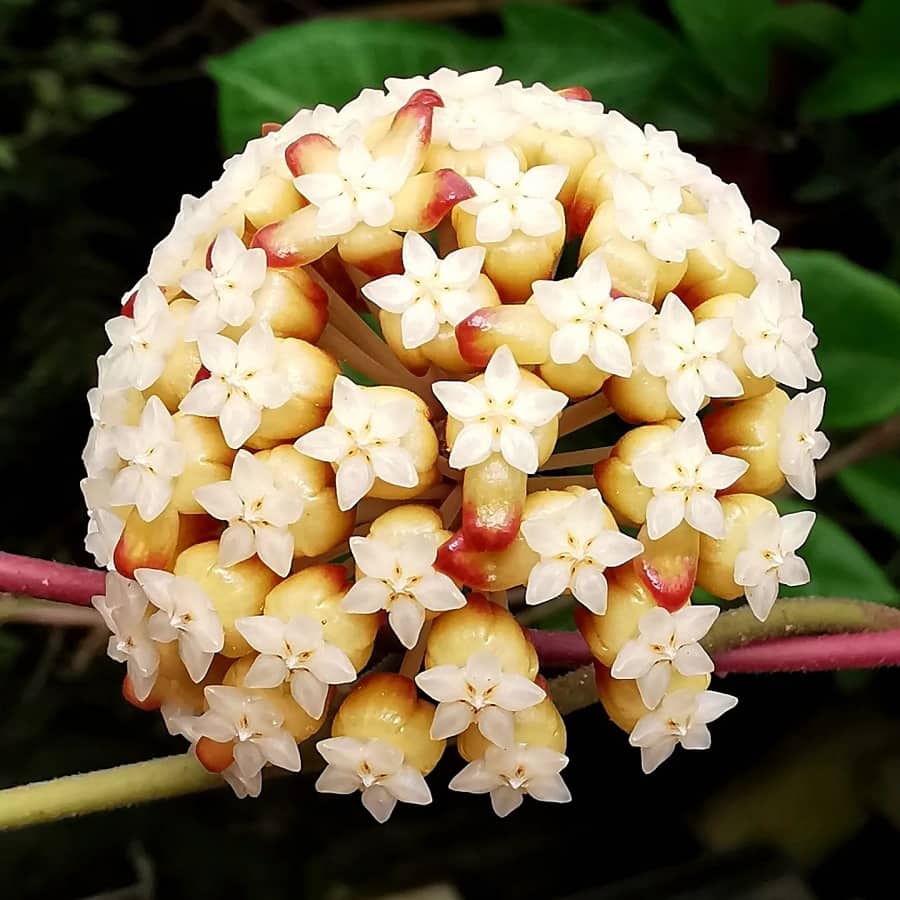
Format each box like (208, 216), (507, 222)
(780, 250), (900, 429)
(837, 456), (900, 540)
(71, 84), (130, 121)
(776, 498), (898, 606)
(668, 0), (774, 107)
(765, 2), (851, 56)
(800, 54), (900, 121)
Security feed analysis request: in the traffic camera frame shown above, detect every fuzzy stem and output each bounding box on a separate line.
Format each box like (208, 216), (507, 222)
(0, 595), (101, 628)
(0, 552), (105, 606)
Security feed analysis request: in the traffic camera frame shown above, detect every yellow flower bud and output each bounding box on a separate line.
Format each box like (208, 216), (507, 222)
(146, 299), (200, 411)
(680, 240), (756, 309)
(170, 414), (236, 514)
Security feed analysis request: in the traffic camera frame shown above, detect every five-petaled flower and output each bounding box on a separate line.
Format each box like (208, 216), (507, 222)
(179, 323), (291, 449)
(104, 278), (178, 390)
(778, 388), (830, 500)
(706, 182), (779, 271)
(415, 650), (545, 748)
(316, 736), (432, 823)
(193, 449), (304, 576)
(521, 489), (644, 613)
(643, 293), (743, 417)
(181, 228), (268, 338)
(109, 396), (186, 522)
(342, 532), (465, 648)
(92, 572), (160, 702)
(449, 743), (571, 817)
(235, 614), (357, 718)
(628, 688), (737, 774)
(632, 417), (749, 540)
(362, 231), (486, 349)
(734, 280), (821, 389)
(532, 250), (654, 376)
(295, 376), (421, 511)
(134, 567), (224, 682)
(610, 604), (718, 708)
(734, 509), (815, 622)
(459, 145), (568, 243)
(433, 345), (567, 475)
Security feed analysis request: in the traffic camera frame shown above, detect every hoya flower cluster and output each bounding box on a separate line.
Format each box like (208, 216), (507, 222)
(83, 66), (827, 818)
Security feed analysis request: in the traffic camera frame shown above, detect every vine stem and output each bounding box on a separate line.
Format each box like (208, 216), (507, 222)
(0, 552), (105, 605)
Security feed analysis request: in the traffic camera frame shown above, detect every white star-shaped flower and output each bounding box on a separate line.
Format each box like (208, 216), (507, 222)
(235, 614), (356, 719)
(415, 650), (545, 748)
(459, 145), (567, 243)
(342, 532), (465, 648)
(179, 324), (291, 449)
(222, 762), (262, 799)
(643, 293), (743, 417)
(629, 688), (737, 774)
(362, 231), (486, 349)
(509, 82), (605, 138)
(734, 509), (815, 621)
(92, 572), (159, 702)
(134, 567), (224, 682)
(189, 685), (302, 779)
(734, 280), (821, 389)
(632, 417), (749, 540)
(449, 743), (571, 817)
(84, 505), (125, 570)
(611, 604), (718, 708)
(706, 182), (779, 270)
(193, 449), (304, 576)
(433, 345), (567, 475)
(104, 278), (178, 390)
(532, 250), (654, 376)
(295, 376), (420, 511)
(109, 396), (186, 522)
(520, 489), (644, 613)
(180, 229), (268, 338)
(603, 111), (705, 187)
(293, 135), (412, 237)
(610, 172), (709, 263)
(316, 736), (432, 823)
(778, 388), (830, 500)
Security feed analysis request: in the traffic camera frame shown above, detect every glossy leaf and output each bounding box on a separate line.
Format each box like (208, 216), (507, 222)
(837, 456), (900, 540)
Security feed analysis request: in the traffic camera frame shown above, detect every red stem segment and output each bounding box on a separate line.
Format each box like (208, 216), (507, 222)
(0, 552), (105, 607)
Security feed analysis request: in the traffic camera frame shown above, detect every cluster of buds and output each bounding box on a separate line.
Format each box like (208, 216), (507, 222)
(83, 67), (828, 818)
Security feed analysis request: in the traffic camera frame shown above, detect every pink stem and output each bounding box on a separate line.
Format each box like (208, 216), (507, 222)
(0, 552), (106, 607)
(527, 629), (593, 668)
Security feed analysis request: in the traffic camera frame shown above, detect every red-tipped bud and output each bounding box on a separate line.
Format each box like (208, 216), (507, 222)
(120, 291), (137, 318)
(196, 737), (235, 773)
(408, 88), (444, 109)
(557, 86), (592, 101)
(285, 132), (339, 178)
(122, 674), (161, 711)
(260, 122), (281, 136)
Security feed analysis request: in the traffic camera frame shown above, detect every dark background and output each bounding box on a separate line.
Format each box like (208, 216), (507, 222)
(2, 1), (900, 897)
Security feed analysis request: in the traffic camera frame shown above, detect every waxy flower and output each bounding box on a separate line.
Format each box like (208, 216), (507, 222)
(632, 417), (749, 539)
(521, 489), (644, 612)
(362, 231), (486, 349)
(611, 605), (718, 708)
(316, 736), (432, 823)
(180, 324), (291, 449)
(190, 685), (302, 778)
(84, 505), (125, 570)
(109, 396), (186, 522)
(343, 532), (465, 648)
(134, 568), (224, 682)
(104, 278), (178, 390)
(449, 744), (571, 817)
(643, 294), (743, 417)
(778, 388), (830, 500)
(734, 280), (821, 389)
(235, 614), (356, 718)
(610, 172), (709, 262)
(706, 182), (779, 270)
(459, 145), (568, 243)
(294, 135), (413, 237)
(295, 376), (420, 511)
(92, 573), (159, 702)
(415, 650), (545, 747)
(532, 250), (654, 376)
(181, 229), (268, 337)
(194, 449), (304, 576)
(629, 688), (737, 774)
(83, 357), (143, 478)
(734, 510), (815, 621)
(433, 345), (567, 474)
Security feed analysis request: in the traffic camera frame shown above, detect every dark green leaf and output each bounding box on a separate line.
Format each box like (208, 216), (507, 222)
(668, 0), (774, 107)
(765, 2), (851, 57)
(800, 54), (900, 121)
(776, 498), (898, 605)
(837, 456), (900, 540)
(781, 250), (900, 429)
(851, 0), (900, 52)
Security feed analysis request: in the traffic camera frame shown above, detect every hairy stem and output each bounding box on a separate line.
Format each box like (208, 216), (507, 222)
(0, 552), (105, 606)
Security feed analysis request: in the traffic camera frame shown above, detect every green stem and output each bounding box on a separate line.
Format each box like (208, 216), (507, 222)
(0, 754), (221, 830)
